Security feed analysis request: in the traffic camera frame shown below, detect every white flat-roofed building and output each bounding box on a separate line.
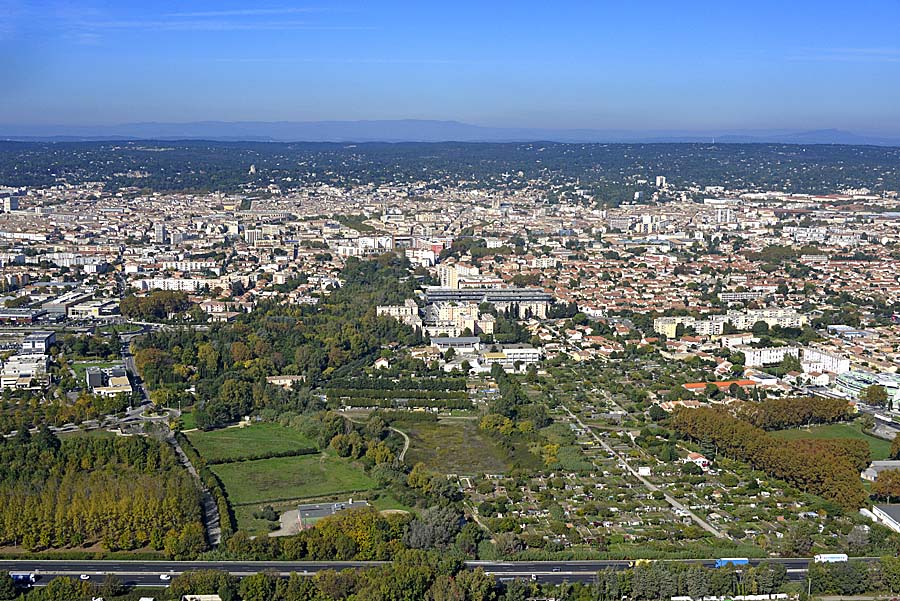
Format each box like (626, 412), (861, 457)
(134, 278), (205, 292)
(802, 347), (851, 374)
(872, 505), (900, 534)
(738, 346), (799, 367)
(21, 331), (55, 354)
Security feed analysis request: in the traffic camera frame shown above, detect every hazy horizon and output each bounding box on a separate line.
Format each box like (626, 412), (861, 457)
(2, 1), (899, 134)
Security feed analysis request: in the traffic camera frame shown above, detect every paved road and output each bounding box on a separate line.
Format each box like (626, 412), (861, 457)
(120, 331), (223, 546)
(0, 557), (831, 587)
(560, 404), (726, 538)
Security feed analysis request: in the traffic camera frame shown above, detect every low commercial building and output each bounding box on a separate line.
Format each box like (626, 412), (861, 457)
(86, 365), (132, 397)
(481, 344), (542, 372)
(0, 354), (49, 389)
(21, 331), (56, 354)
(43, 290), (93, 317)
(0, 308), (47, 324)
(297, 499), (369, 530)
(835, 371), (900, 406)
(430, 337), (481, 352)
(872, 504), (900, 534)
(68, 299), (120, 319)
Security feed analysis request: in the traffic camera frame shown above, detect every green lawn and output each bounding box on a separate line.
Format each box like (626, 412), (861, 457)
(771, 421), (891, 460)
(179, 409), (197, 431)
(186, 423), (317, 463)
(399, 417), (535, 475)
(211, 453), (375, 505)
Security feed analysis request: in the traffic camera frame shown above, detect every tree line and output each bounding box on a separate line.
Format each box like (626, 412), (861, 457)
(330, 397), (474, 410)
(120, 290), (193, 321)
(672, 406), (868, 509)
(327, 376), (467, 391)
(176, 431), (241, 539)
(738, 396), (850, 430)
(0, 429), (202, 552)
(324, 388), (467, 401)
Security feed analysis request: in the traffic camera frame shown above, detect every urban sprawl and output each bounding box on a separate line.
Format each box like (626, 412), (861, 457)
(2, 143), (900, 600)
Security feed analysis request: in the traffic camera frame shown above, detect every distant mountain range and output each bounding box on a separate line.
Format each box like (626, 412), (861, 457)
(2, 120), (899, 146)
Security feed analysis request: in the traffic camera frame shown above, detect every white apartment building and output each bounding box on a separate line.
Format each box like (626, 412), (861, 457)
(802, 347), (851, 374)
(422, 301), (495, 337)
(437, 262), (480, 289)
(738, 346), (799, 367)
(654, 308), (806, 338)
(161, 260), (219, 272)
(376, 299), (423, 329)
(726, 308), (807, 330)
(134, 278), (206, 292)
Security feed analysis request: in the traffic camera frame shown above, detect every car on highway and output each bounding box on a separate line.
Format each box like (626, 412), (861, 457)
(79, 574), (90, 580)
(160, 574), (171, 581)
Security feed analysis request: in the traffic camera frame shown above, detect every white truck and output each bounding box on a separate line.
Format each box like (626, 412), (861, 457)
(814, 553), (849, 563)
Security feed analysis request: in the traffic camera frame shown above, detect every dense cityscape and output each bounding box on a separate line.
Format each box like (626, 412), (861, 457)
(0, 140), (899, 600)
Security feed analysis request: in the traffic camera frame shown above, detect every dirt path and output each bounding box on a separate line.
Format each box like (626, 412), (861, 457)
(390, 426), (410, 462)
(561, 403), (726, 539)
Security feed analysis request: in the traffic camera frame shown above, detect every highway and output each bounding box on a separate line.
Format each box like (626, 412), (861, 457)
(0, 557), (831, 587)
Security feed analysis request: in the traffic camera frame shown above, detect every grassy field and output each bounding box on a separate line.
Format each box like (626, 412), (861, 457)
(179, 409), (197, 431)
(771, 421), (891, 460)
(211, 453), (375, 506)
(186, 423), (317, 462)
(399, 417), (532, 475)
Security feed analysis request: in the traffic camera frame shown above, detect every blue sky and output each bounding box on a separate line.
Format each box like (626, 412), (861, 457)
(2, 0), (900, 133)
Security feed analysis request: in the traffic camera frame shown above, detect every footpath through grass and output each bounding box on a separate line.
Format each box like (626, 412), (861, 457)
(770, 421), (891, 460)
(185, 422), (317, 463)
(399, 417), (531, 475)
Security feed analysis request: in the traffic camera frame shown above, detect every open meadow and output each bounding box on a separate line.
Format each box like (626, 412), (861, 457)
(210, 453), (376, 506)
(185, 422), (316, 462)
(770, 421), (891, 460)
(399, 417), (538, 475)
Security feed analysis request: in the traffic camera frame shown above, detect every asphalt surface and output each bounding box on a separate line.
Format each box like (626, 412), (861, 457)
(0, 557), (833, 587)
